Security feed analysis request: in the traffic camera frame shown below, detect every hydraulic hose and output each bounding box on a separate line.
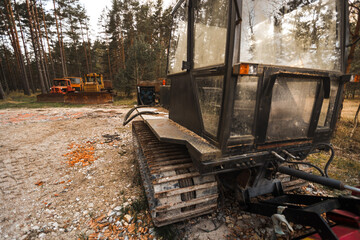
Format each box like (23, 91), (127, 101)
(123, 111), (158, 126)
(323, 144), (335, 178)
(271, 151), (325, 176)
(278, 166), (344, 190)
(123, 105), (152, 124)
(280, 143), (335, 178)
(278, 166), (360, 193)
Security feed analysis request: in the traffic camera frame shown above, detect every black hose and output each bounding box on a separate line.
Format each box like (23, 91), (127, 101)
(271, 151), (325, 176)
(283, 160), (325, 177)
(123, 105), (153, 125)
(137, 86), (145, 106)
(281, 143), (335, 178)
(278, 166), (344, 190)
(324, 144), (335, 178)
(123, 111), (158, 126)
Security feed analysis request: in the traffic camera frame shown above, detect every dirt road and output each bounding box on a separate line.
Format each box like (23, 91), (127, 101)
(0, 106), (143, 239)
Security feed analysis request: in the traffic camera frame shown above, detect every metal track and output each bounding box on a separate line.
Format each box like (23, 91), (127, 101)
(132, 121), (218, 227)
(132, 121), (309, 226)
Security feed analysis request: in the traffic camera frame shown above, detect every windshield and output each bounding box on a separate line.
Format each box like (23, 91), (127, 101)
(54, 80), (68, 86)
(69, 77), (81, 84)
(86, 76), (101, 84)
(239, 0), (342, 71)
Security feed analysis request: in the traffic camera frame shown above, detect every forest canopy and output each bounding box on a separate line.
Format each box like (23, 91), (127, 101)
(0, 0), (359, 99)
(0, 0), (172, 98)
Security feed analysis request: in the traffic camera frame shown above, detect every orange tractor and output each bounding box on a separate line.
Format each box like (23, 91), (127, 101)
(37, 75), (114, 104)
(50, 78), (75, 94)
(66, 77), (84, 92)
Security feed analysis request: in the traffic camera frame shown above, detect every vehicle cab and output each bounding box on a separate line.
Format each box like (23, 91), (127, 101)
(83, 73), (104, 92)
(51, 78), (75, 94)
(66, 77), (83, 92)
(166, 0), (350, 172)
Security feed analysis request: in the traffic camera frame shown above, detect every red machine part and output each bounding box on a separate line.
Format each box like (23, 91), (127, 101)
(303, 225), (360, 240)
(353, 186), (360, 197)
(304, 210), (360, 240)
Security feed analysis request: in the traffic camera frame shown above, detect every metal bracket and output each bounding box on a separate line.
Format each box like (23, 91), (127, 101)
(271, 206), (294, 235)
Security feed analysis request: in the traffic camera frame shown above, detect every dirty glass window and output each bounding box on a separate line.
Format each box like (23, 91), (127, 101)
(318, 81), (339, 128)
(194, 0), (228, 68)
(230, 76), (258, 138)
(168, 2), (188, 74)
(239, 0), (341, 71)
(69, 78), (81, 84)
(266, 78), (318, 142)
(197, 76), (224, 136)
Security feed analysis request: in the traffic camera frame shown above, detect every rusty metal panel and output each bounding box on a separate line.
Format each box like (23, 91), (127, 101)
(144, 118), (221, 162)
(64, 92), (113, 104)
(36, 93), (65, 103)
(37, 92), (113, 104)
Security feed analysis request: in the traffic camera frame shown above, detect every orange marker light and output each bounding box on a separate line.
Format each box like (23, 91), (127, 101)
(162, 79), (166, 86)
(239, 63), (249, 75)
(355, 75), (359, 83)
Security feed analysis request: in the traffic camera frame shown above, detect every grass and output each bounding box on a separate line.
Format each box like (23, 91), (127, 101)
(0, 91), (85, 109)
(0, 91), (137, 109)
(333, 119), (360, 154)
(307, 152), (360, 186)
(307, 116), (360, 193)
(113, 95), (137, 107)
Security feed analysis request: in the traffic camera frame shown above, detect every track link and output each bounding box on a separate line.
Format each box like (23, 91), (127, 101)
(132, 121), (218, 227)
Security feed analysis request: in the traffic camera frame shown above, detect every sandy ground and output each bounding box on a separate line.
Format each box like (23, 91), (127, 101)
(0, 106), (143, 239)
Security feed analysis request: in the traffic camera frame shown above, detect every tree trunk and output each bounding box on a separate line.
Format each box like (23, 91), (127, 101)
(121, 32), (125, 70)
(0, 58), (8, 99)
(107, 43), (112, 80)
(350, 104), (360, 138)
(346, 7), (360, 73)
(53, 0), (67, 77)
(0, 77), (6, 100)
(79, 21), (90, 73)
(31, 1), (49, 90)
(14, 0), (35, 94)
(40, 0), (56, 79)
(86, 20), (93, 73)
(58, 12), (68, 76)
(6, 0), (31, 95)
(26, 0), (47, 93)
(33, 0), (50, 88)
(1, 8), (20, 91)
(1, 36), (14, 92)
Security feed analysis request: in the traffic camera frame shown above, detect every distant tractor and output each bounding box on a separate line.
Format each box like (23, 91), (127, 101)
(137, 78), (166, 105)
(37, 75), (114, 104)
(83, 73), (104, 92)
(50, 78), (75, 94)
(66, 77), (83, 92)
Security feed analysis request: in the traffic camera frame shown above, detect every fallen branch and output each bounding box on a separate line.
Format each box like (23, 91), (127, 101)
(350, 103), (360, 138)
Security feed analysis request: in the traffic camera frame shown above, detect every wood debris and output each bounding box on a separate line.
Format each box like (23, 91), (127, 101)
(63, 142), (98, 167)
(87, 208), (155, 240)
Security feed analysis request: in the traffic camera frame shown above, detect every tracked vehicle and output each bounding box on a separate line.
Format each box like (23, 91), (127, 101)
(127, 0), (360, 239)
